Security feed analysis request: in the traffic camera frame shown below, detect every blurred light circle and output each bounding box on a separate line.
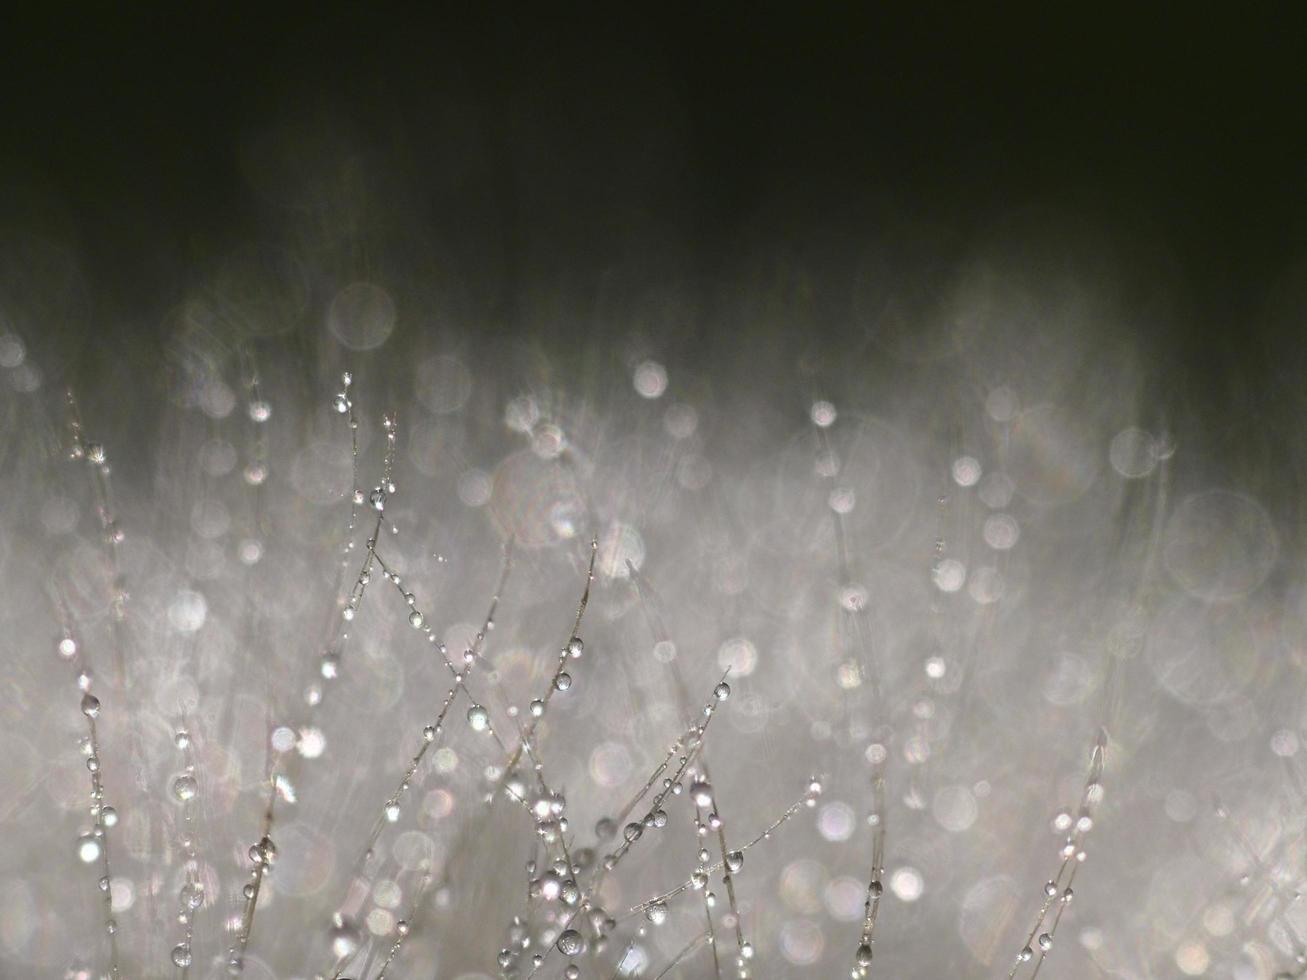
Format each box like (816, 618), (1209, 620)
(1041, 652), (1095, 705)
(717, 637), (757, 677)
(0, 332), (24, 367)
(297, 728), (326, 758)
(199, 439), (238, 476)
(968, 566), (1006, 604)
(633, 360), (668, 398)
(1163, 490), (1277, 601)
(817, 801), (856, 841)
(490, 451), (587, 548)
(986, 386), (1020, 422)
(810, 400), (837, 428)
(373, 879), (402, 909)
(933, 558), (966, 593)
(982, 513), (1020, 550)
(531, 423), (566, 460)
(1271, 729), (1300, 757)
(1008, 403), (1099, 506)
(327, 282), (397, 350)
(780, 918), (824, 965)
(1147, 596), (1265, 706)
(1109, 426), (1159, 478)
(190, 499), (231, 539)
(978, 471), (1015, 509)
(109, 877), (134, 912)
(199, 379), (236, 419)
(589, 742), (633, 788)
(393, 831), (437, 870)
(458, 469), (493, 508)
(423, 788), (455, 820)
(1176, 941), (1210, 975)
(663, 402), (697, 439)
(9, 362), (40, 392)
(932, 784), (978, 832)
(415, 355), (472, 414)
(889, 866), (924, 902)
(824, 876), (865, 922)
(505, 395), (539, 433)
(779, 859), (826, 915)
(168, 590), (208, 633)
(367, 907), (395, 936)
(951, 455), (982, 487)
(828, 485), (856, 514)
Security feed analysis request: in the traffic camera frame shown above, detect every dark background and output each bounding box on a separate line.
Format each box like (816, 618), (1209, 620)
(3, 5), (1305, 359)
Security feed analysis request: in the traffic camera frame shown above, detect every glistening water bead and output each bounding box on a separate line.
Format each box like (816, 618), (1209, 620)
(172, 774), (198, 802)
(77, 833), (102, 863)
(556, 929), (584, 956)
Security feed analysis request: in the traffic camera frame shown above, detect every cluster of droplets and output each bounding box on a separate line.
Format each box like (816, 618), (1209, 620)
(65, 396), (129, 625)
(1007, 731), (1106, 980)
(314, 541), (515, 980)
(224, 828), (277, 976)
(686, 759), (754, 979)
(510, 678), (747, 979)
(850, 773), (886, 979)
(241, 357), (271, 486)
(62, 625), (122, 980)
(169, 726), (204, 974)
(624, 774), (824, 946)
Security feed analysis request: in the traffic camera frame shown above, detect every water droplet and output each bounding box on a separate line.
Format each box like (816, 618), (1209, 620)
(172, 944), (192, 967)
(556, 929), (585, 956)
(646, 902), (668, 925)
(408, 610), (424, 629)
(171, 774), (198, 803)
(80, 693), (100, 718)
(856, 942), (873, 967)
(467, 705), (490, 732)
(333, 394), (350, 414)
(689, 780), (713, 807)
(725, 850), (744, 873)
(566, 637), (584, 659)
(180, 881), (205, 909)
(330, 917), (362, 959)
(77, 834), (102, 863)
(555, 672), (572, 692)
